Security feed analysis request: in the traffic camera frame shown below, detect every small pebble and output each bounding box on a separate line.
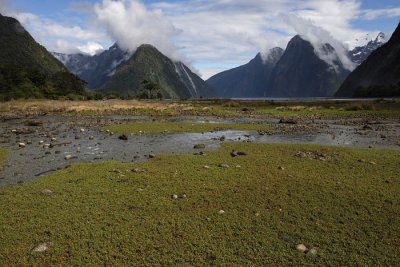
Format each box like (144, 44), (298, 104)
(64, 155), (74, 160)
(218, 210), (225, 215)
(296, 244), (308, 253)
(42, 189), (53, 195)
(32, 242), (53, 253)
(307, 248), (317, 255)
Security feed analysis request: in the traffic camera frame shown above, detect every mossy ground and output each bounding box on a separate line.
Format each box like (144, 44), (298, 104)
(0, 143), (399, 266)
(104, 122), (271, 135)
(0, 148), (7, 169)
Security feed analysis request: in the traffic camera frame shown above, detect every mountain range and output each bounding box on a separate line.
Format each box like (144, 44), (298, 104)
(348, 32), (387, 65)
(208, 35), (354, 98)
(1, 12), (399, 100)
(54, 44), (215, 99)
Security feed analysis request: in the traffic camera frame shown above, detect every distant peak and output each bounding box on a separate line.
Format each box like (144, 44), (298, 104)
(375, 32), (386, 43)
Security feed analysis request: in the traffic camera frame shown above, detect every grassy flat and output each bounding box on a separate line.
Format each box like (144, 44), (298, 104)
(0, 143), (399, 265)
(104, 122), (270, 135)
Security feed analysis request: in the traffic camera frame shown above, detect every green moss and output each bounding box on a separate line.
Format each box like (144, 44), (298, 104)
(104, 122), (271, 135)
(0, 143), (399, 265)
(0, 148), (7, 168)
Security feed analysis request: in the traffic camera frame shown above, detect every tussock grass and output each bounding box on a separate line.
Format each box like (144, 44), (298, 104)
(0, 100), (183, 114)
(104, 122), (270, 135)
(0, 143), (399, 266)
(1, 99), (399, 118)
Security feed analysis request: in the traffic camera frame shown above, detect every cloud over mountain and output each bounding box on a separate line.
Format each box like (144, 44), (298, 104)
(93, 0), (180, 60)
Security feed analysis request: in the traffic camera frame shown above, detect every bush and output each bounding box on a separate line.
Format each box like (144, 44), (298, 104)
(222, 100), (240, 108)
(344, 102), (376, 111)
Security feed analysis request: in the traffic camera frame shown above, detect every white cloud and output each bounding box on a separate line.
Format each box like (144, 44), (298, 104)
(93, 0), (181, 60)
(359, 7), (400, 20)
(285, 15), (356, 71)
(78, 41), (104, 55)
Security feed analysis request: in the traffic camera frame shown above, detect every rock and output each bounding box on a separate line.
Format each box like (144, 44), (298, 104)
(43, 144), (51, 149)
(369, 161), (377, 165)
(358, 159), (366, 163)
(118, 134), (128, 141)
(278, 166), (285, 170)
(75, 135), (81, 140)
(149, 154), (156, 159)
(18, 142), (26, 148)
(64, 155), (75, 160)
(132, 168), (143, 173)
(219, 136), (226, 141)
(203, 165), (211, 169)
(51, 137), (57, 142)
(230, 150), (247, 157)
(80, 128), (85, 133)
(219, 164), (229, 168)
(296, 151), (307, 158)
(172, 194), (178, 200)
(279, 118), (298, 124)
(42, 189), (53, 195)
(194, 144), (206, 149)
(362, 125), (373, 130)
(39, 141), (44, 145)
(218, 210), (225, 215)
(296, 244), (308, 253)
(25, 121), (43, 127)
(307, 248), (317, 256)
(32, 242), (53, 253)
(89, 136), (95, 140)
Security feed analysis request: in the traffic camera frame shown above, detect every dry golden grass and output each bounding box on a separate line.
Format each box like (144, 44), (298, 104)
(0, 100), (192, 114)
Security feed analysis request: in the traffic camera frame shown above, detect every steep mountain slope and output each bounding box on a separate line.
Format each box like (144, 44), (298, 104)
(267, 35), (350, 97)
(102, 44), (215, 99)
(336, 23), (400, 97)
(206, 48), (284, 97)
(348, 32), (387, 65)
(52, 44), (130, 89)
(0, 14), (69, 74)
(0, 13), (85, 100)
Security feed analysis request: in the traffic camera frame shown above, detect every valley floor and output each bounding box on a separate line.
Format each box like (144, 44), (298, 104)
(0, 99), (399, 265)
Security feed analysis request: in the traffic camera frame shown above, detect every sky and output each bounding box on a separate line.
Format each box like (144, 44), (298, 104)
(0, 0), (399, 79)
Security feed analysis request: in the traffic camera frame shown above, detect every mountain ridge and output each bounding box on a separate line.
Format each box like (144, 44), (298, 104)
(336, 22), (400, 97)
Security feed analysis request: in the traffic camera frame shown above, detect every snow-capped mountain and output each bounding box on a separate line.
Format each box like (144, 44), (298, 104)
(337, 23), (400, 97)
(348, 32), (388, 65)
(52, 44), (130, 89)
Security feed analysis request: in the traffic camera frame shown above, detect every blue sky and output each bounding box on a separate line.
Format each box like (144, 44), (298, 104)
(2, 0), (399, 78)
